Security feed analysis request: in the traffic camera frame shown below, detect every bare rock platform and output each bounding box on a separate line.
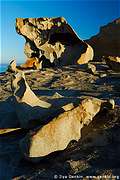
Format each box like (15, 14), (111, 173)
(0, 62), (120, 179)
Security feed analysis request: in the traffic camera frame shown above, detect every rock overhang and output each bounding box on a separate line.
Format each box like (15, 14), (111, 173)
(16, 17), (94, 69)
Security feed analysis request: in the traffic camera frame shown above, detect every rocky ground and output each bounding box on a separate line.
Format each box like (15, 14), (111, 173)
(0, 61), (120, 179)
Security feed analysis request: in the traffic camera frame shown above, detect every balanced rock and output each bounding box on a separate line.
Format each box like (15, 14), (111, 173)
(20, 97), (113, 158)
(86, 18), (120, 59)
(105, 56), (120, 72)
(16, 17), (93, 68)
(11, 72), (51, 127)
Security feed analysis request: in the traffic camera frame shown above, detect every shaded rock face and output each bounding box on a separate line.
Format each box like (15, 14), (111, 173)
(105, 56), (120, 72)
(16, 17), (93, 68)
(86, 18), (120, 60)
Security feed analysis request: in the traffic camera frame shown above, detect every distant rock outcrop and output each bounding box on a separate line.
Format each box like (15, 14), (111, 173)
(86, 18), (120, 60)
(16, 17), (93, 68)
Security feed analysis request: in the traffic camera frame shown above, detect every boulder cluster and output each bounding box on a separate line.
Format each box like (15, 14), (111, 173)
(0, 17), (120, 179)
(0, 71), (114, 159)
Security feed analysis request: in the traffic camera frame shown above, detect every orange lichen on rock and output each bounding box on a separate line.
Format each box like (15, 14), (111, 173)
(19, 57), (42, 70)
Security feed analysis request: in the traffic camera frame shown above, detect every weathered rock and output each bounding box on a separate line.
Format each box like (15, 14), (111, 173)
(11, 72), (78, 128)
(11, 72), (51, 108)
(105, 56), (120, 72)
(85, 63), (97, 75)
(62, 103), (74, 111)
(52, 92), (63, 99)
(86, 18), (120, 60)
(66, 160), (90, 174)
(20, 97), (113, 158)
(7, 60), (17, 73)
(16, 17), (93, 68)
(8, 58), (42, 72)
(11, 72), (51, 127)
(18, 57), (42, 70)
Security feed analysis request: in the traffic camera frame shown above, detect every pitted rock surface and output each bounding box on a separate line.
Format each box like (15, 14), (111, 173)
(16, 17), (93, 68)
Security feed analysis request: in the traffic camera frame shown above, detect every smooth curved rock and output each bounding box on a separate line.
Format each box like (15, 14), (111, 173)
(77, 44), (94, 64)
(16, 17), (93, 68)
(11, 72), (51, 108)
(20, 97), (114, 158)
(11, 72), (51, 127)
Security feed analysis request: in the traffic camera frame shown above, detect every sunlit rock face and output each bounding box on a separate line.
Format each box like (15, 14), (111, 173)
(20, 97), (114, 158)
(11, 72), (51, 127)
(86, 18), (120, 60)
(16, 17), (93, 68)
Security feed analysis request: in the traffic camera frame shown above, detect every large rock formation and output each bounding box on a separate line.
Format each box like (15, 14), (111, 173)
(20, 97), (114, 158)
(16, 17), (93, 68)
(86, 18), (120, 60)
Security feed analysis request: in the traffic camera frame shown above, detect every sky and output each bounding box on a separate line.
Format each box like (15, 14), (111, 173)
(0, 0), (120, 64)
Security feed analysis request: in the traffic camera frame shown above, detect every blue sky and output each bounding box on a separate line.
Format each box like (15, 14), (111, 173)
(0, 0), (119, 64)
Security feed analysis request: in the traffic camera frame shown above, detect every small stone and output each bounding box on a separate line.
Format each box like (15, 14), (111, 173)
(62, 103), (74, 111)
(52, 92), (63, 99)
(99, 73), (107, 78)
